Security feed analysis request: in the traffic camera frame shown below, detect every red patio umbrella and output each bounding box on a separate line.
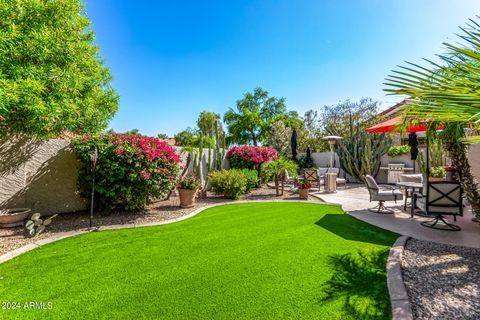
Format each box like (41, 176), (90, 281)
(366, 116), (429, 133)
(366, 116), (440, 175)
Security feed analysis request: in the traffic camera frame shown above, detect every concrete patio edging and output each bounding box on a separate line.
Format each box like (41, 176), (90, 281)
(387, 235), (413, 320)
(0, 199), (334, 265)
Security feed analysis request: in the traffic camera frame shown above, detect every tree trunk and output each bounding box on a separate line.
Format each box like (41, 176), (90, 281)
(252, 133), (257, 146)
(274, 176), (280, 196)
(445, 141), (480, 221)
(281, 172), (285, 196)
(257, 166), (262, 187)
(181, 153), (192, 176)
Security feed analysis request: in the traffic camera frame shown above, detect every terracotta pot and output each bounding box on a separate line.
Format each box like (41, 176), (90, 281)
(178, 189), (197, 208)
(0, 208), (31, 228)
(298, 188), (309, 200)
(429, 177), (446, 182)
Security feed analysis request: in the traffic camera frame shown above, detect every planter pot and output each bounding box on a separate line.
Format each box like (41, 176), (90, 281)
(298, 188), (309, 200)
(178, 189), (197, 208)
(429, 177), (446, 182)
(446, 171), (457, 181)
(0, 208), (31, 228)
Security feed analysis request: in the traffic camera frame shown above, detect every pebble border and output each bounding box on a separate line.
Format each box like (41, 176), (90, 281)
(387, 235), (414, 320)
(0, 199), (337, 264)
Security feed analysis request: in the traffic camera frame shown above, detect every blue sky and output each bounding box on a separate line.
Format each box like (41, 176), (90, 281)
(84, 0), (479, 136)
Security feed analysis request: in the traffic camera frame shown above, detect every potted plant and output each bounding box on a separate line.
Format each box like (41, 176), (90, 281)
(177, 174), (201, 208)
(429, 166), (446, 181)
(0, 208), (31, 228)
(295, 179), (312, 199)
(445, 165), (458, 181)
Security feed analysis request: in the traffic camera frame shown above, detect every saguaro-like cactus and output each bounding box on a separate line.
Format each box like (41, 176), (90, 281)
(335, 124), (392, 182)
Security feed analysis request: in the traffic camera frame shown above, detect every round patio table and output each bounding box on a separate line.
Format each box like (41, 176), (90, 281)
(396, 181), (423, 217)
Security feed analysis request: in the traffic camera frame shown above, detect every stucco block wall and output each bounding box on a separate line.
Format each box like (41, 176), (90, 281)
(0, 137), (86, 214)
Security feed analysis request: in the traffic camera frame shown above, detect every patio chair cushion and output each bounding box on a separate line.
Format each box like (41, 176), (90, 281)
(336, 177), (347, 184)
(398, 174), (423, 184)
(364, 175), (379, 190)
(376, 189), (403, 201)
(318, 168), (328, 176)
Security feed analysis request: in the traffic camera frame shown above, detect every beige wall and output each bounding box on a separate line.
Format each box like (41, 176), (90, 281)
(0, 137), (86, 214)
(1, 137), (477, 215)
(0, 140), (227, 214)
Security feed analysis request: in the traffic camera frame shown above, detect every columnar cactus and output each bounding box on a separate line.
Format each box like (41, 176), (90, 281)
(335, 124), (392, 182)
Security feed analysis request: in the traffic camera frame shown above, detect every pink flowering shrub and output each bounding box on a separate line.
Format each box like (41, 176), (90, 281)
(72, 133), (181, 212)
(226, 145), (278, 170)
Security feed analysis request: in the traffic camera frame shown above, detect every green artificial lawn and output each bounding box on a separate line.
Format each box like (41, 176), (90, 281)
(0, 202), (398, 319)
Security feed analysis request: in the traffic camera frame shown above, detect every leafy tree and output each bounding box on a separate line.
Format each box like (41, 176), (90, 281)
(197, 111), (220, 137)
(321, 98), (380, 137)
(297, 110), (329, 152)
(0, 0), (118, 137)
(157, 133), (168, 138)
(174, 127), (214, 148)
(384, 17), (480, 220)
(127, 129), (140, 135)
(174, 128), (196, 147)
(224, 87), (298, 145)
(264, 120), (292, 156)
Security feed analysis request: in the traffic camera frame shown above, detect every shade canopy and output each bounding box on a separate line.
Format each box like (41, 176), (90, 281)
(366, 116), (429, 133)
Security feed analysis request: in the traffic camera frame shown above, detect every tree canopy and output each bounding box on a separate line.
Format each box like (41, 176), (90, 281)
(0, 0), (119, 137)
(321, 98), (380, 137)
(197, 111), (220, 137)
(224, 87), (298, 145)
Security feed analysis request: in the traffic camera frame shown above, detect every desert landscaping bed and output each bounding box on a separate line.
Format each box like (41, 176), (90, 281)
(401, 238), (480, 320)
(0, 186), (320, 256)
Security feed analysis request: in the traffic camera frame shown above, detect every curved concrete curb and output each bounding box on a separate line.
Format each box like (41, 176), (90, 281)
(387, 235), (413, 320)
(0, 199), (331, 265)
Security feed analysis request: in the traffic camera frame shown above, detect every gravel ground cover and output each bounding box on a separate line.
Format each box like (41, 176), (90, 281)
(401, 238), (480, 320)
(0, 186), (320, 256)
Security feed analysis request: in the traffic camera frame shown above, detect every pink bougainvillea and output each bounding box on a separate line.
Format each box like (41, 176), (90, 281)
(72, 133), (181, 211)
(226, 145), (278, 169)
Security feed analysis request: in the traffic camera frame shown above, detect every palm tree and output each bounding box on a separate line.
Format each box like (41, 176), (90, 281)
(384, 17), (480, 220)
(263, 158), (298, 196)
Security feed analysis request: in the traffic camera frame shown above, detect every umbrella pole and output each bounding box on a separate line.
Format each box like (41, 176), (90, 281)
(426, 131), (430, 177)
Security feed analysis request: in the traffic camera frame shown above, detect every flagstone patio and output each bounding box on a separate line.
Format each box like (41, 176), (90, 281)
(313, 184), (480, 249)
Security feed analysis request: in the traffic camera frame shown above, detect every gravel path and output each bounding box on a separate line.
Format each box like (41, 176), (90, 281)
(0, 186), (320, 256)
(401, 238), (480, 320)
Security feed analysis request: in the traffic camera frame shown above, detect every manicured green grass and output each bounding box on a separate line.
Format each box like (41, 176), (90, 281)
(0, 203), (398, 319)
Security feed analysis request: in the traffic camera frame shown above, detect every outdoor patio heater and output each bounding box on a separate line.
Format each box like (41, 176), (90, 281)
(323, 135), (342, 193)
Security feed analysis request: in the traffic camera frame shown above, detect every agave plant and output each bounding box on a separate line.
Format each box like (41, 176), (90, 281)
(25, 213), (57, 238)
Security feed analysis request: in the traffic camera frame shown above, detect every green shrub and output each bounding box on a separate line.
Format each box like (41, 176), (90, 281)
(387, 145), (410, 157)
(241, 169), (259, 192)
(430, 166), (446, 178)
(72, 134), (181, 212)
(208, 170), (247, 199)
